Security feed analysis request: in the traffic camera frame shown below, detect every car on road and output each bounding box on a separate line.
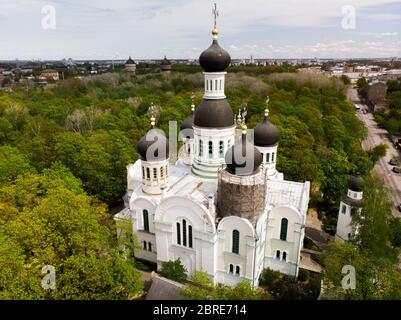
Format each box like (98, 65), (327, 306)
(390, 159), (399, 166)
(393, 167), (401, 174)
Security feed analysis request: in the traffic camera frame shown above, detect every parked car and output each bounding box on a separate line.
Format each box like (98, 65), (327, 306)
(390, 159), (399, 166)
(393, 167), (401, 174)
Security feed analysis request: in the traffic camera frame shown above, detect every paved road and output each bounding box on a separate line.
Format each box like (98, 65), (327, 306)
(347, 87), (401, 217)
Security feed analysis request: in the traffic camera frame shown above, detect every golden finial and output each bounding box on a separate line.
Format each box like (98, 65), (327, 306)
(237, 113), (242, 126)
(191, 92), (195, 112)
(150, 116), (156, 127)
(212, 28), (219, 37)
(149, 102), (156, 127)
(241, 123), (247, 135)
(265, 95), (270, 117)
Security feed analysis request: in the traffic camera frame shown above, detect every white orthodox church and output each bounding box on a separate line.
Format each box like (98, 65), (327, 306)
(115, 23), (310, 286)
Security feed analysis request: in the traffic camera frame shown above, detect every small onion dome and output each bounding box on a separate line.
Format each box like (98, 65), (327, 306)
(348, 175), (364, 192)
(199, 29), (231, 72)
(161, 56), (171, 65)
(194, 99), (234, 128)
(225, 125), (263, 176)
(126, 56), (136, 64)
(137, 121), (169, 161)
(254, 109), (280, 147)
(180, 105), (195, 139)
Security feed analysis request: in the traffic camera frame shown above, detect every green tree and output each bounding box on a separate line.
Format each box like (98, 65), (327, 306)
(368, 143), (387, 163)
(321, 241), (401, 300)
(182, 271), (214, 299)
(159, 259), (188, 283)
(356, 77), (368, 99)
(0, 172), (143, 300)
(0, 146), (34, 185)
(353, 175), (398, 261)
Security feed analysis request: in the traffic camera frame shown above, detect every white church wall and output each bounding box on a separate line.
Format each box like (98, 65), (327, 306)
(216, 216), (256, 285)
(264, 206), (303, 277)
(130, 197), (157, 234)
(154, 196), (217, 278)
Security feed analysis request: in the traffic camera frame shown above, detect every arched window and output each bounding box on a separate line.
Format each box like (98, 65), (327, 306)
(160, 166), (164, 178)
(215, 79), (218, 91)
(219, 79), (222, 91)
(142, 166), (145, 179)
(143, 241), (147, 251)
(148, 242), (152, 252)
(143, 209), (149, 232)
(146, 167), (150, 180)
(272, 152), (275, 162)
(176, 222), (181, 245)
(276, 250), (280, 259)
(188, 225), (193, 248)
(183, 219), (187, 246)
(235, 266), (240, 276)
(266, 153), (270, 163)
(219, 141), (224, 157)
(280, 218), (288, 241)
(199, 140), (203, 157)
(208, 141), (213, 158)
(177, 219), (192, 248)
(232, 230), (240, 254)
(282, 251), (287, 261)
(229, 264), (234, 274)
(206, 80), (209, 91)
(210, 80), (213, 91)
(153, 168), (157, 180)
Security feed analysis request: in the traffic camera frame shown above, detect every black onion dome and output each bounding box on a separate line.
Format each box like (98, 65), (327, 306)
(225, 133), (263, 176)
(137, 128), (169, 161)
(194, 99), (235, 128)
(199, 40), (231, 72)
(180, 113), (194, 139)
(348, 175), (364, 192)
(126, 56), (136, 64)
(254, 116), (280, 147)
(161, 56), (171, 65)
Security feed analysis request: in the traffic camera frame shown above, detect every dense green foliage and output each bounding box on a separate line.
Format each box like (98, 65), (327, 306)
(322, 175), (401, 299)
(159, 259), (188, 283)
(259, 268), (321, 300)
(0, 70), (371, 213)
(374, 78), (401, 135)
(182, 271), (269, 300)
(0, 163), (143, 299)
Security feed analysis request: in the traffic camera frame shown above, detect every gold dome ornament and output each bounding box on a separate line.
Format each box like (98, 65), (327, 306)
(212, 28), (219, 37)
(241, 124), (248, 135)
(150, 116), (156, 127)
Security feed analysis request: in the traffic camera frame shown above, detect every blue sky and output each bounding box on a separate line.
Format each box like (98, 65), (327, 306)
(0, 0), (400, 60)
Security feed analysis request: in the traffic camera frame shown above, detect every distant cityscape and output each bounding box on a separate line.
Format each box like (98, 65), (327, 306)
(1, 56), (400, 91)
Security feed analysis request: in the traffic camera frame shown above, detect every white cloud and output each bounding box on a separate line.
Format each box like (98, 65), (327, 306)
(0, 0), (400, 59)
